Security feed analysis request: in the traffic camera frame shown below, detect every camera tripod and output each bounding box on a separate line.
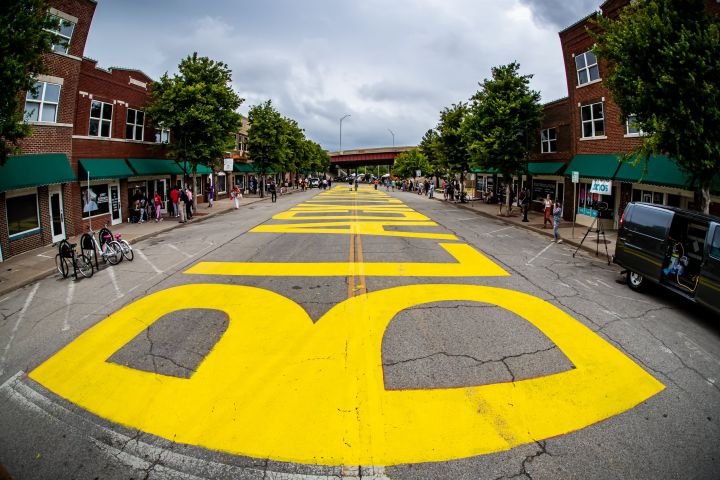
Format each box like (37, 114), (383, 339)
(572, 214), (611, 265)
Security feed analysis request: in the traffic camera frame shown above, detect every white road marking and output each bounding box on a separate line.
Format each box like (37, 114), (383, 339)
(483, 226), (514, 236)
(597, 279), (615, 289)
(573, 279), (592, 290)
(602, 309), (623, 319)
(135, 248), (162, 274)
(608, 293), (657, 305)
(108, 268), (123, 299)
(0, 283), (39, 376)
(527, 241), (555, 265)
(61, 281), (75, 332)
(167, 243), (193, 259)
(36, 254), (53, 259)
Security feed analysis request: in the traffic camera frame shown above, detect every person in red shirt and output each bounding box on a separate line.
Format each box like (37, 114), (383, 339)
(153, 191), (163, 222)
(169, 186), (180, 218)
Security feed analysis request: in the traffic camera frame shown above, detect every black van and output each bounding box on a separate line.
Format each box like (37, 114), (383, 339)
(614, 203), (720, 316)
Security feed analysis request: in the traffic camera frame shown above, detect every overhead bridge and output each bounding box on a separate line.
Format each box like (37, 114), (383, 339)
(329, 146), (415, 169)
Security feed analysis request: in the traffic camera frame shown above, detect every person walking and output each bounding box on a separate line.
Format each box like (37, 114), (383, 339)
(153, 191), (163, 222)
(553, 201), (563, 243)
(428, 182), (435, 199)
(170, 186), (180, 218)
(185, 186), (193, 219)
(232, 184), (241, 209)
(269, 181), (277, 202)
(207, 183), (215, 208)
(519, 187), (530, 222)
(543, 194), (553, 228)
(178, 187), (187, 223)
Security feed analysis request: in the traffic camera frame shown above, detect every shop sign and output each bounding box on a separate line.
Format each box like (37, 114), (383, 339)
(223, 158), (234, 172)
(590, 179), (612, 195)
(572, 171), (579, 183)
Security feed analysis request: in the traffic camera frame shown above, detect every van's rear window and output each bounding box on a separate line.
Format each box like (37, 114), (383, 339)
(629, 206), (673, 239)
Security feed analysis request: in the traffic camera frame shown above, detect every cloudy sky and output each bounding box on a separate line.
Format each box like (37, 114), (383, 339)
(85, 0), (600, 151)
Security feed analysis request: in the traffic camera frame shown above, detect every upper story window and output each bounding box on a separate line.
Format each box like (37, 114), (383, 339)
(575, 50), (600, 86)
(236, 134), (248, 152)
(625, 115), (645, 136)
(540, 128), (557, 153)
(45, 14), (76, 55)
(89, 100), (113, 138)
(581, 102), (605, 138)
(24, 81), (61, 123)
(126, 108), (145, 141)
(155, 128), (170, 144)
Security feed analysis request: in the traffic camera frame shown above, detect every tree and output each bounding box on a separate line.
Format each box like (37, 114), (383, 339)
(147, 53), (243, 205)
(419, 129), (443, 185)
(435, 103), (469, 196)
(393, 149), (430, 180)
(0, 0), (56, 165)
(248, 100), (285, 197)
(593, 0), (720, 213)
(464, 62), (542, 215)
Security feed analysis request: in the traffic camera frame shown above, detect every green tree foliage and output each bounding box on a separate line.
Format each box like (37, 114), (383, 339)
(464, 62), (542, 213)
(147, 53), (243, 202)
(393, 149), (430, 179)
(419, 128), (443, 183)
(0, 0), (55, 165)
(435, 103), (469, 192)
(593, 0), (720, 213)
(248, 100), (286, 197)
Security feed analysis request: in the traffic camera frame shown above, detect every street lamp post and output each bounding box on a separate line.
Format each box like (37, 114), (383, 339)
(339, 114), (351, 154)
(388, 128), (395, 147)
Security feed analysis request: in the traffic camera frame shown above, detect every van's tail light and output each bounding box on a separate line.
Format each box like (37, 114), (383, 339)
(620, 211), (626, 228)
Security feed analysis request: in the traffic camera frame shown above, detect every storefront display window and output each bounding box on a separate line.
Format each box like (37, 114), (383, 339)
(577, 183), (614, 219)
(532, 180), (556, 202)
(7, 192), (40, 237)
(81, 184), (111, 218)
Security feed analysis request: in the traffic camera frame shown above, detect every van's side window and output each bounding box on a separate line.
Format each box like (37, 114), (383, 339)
(710, 228), (720, 260)
(631, 207), (673, 239)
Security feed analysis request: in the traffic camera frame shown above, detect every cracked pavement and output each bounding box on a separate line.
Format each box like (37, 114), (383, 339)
(0, 188), (719, 479)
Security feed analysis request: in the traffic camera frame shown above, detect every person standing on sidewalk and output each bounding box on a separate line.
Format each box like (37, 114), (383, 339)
(519, 187), (530, 222)
(543, 194), (553, 228)
(269, 181), (277, 202)
(153, 191), (163, 222)
(553, 202), (563, 243)
(170, 186), (180, 217)
(185, 186), (193, 219)
(232, 184), (241, 209)
(178, 187), (187, 223)
(207, 183), (215, 208)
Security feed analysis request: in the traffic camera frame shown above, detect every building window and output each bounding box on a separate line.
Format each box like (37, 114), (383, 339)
(155, 128), (170, 144)
(24, 81), (61, 123)
(45, 14), (76, 55)
(540, 128), (557, 153)
(126, 109), (145, 141)
(217, 174), (227, 194)
(6, 192), (40, 237)
(575, 50), (600, 86)
(581, 102), (605, 138)
(89, 100), (113, 138)
(625, 115), (645, 136)
(81, 184), (111, 218)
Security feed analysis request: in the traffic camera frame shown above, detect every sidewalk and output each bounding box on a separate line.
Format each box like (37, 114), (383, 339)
(0, 190), (301, 297)
(432, 195), (617, 262)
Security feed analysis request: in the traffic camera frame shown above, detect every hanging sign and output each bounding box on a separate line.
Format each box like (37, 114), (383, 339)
(589, 179), (612, 195)
(571, 171), (580, 183)
(224, 158), (234, 172)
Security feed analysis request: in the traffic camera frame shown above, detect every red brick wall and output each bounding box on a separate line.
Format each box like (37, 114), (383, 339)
(48, 0), (96, 58)
(531, 97), (573, 163)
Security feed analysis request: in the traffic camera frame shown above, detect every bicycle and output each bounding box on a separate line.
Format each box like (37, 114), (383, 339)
(100, 226), (134, 262)
(82, 225), (122, 269)
(55, 240), (93, 279)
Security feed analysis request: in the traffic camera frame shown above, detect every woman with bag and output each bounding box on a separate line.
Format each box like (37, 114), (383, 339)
(232, 184), (241, 209)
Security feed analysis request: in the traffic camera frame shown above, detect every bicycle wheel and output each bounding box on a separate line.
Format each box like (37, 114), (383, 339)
(76, 254), (94, 278)
(120, 240), (134, 261)
(55, 254), (69, 278)
(105, 241), (122, 265)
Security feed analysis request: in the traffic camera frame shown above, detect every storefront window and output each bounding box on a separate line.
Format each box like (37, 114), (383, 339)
(217, 174), (227, 194)
(632, 189), (665, 205)
(578, 183), (614, 219)
(7, 192), (40, 237)
(81, 184), (111, 218)
(532, 180), (556, 202)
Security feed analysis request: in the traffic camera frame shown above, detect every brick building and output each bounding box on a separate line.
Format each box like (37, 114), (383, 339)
(0, 0), (96, 262)
(524, 0), (720, 227)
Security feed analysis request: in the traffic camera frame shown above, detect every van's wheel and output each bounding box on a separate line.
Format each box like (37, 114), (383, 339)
(627, 270), (645, 291)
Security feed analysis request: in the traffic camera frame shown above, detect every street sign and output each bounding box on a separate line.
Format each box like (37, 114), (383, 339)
(572, 171), (580, 183)
(589, 179), (612, 195)
(416, 170), (422, 177)
(223, 158), (234, 172)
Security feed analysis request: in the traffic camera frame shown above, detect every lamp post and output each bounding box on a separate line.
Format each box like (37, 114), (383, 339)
(339, 114), (351, 154)
(388, 128), (395, 147)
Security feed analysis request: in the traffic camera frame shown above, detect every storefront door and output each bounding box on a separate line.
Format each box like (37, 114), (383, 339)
(48, 185), (65, 243)
(110, 184), (122, 226)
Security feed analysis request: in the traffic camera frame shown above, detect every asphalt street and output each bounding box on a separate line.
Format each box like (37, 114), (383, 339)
(0, 186), (718, 480)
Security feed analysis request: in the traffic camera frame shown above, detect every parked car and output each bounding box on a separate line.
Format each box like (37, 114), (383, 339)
(614, 202), (720, 315)
(308, 178), (320, 188)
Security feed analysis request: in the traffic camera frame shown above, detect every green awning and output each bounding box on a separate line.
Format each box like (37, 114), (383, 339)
(470, 167), (499, 174)
(528, 162), (566, 176)
(233, 163), (258, 173)
(614, 154), (690, 189)
(176, 161), (214, 175)
(128, 158), (184, 176)
(564, 154), (621, 180)
(79, 158), (134, 180)
(0, 153), (75, 192)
